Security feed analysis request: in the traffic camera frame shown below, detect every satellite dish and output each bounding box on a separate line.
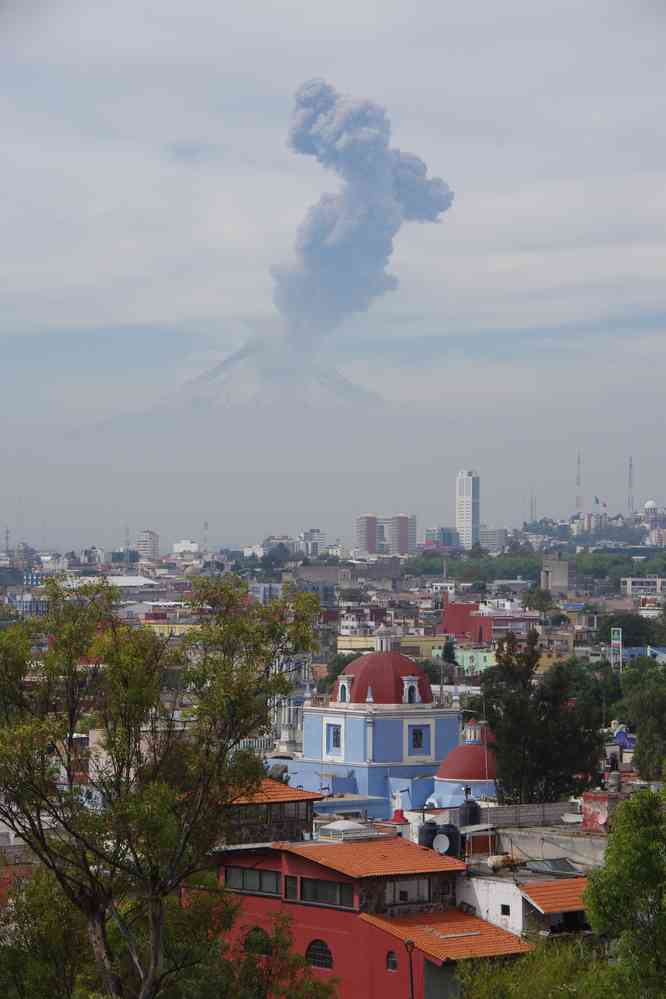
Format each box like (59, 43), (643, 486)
(433, 833), (451, 854)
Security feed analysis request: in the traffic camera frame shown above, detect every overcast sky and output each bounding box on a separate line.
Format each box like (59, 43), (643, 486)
(2, 0), (665, 550)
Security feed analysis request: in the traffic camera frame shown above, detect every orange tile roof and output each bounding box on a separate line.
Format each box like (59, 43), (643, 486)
(272, 837), (467, 878)
(521, 878), (588, 914)
(231, 779), (325, 805)
(360, 910), (532, 962)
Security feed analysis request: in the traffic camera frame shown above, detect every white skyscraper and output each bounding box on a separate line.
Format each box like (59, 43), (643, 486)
(136, 529), (160, 562)
(455, 470), (480, 550)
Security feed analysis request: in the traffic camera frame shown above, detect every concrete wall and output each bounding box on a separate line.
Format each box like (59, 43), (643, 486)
(456, 876), (525, 936)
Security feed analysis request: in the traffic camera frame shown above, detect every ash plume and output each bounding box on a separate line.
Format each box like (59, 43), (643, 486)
(272, 78), (454, 344)
(171, 79), (453, 409)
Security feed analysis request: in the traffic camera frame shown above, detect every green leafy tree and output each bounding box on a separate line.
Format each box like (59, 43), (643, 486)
(458, 940), (630, 999)
(316, 653), (357, 694)
(0, 868), (334, 999)
(598, 612), (657, 647)
(0, 866), (89, 999)
(0, 577), (319, 999)
(480, 632), (602, 803)
(586, 790), (666, 996)
(521, 587), (553, 613)
(619, 657), (666, 779)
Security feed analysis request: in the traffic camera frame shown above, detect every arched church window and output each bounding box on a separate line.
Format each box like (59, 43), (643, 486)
(407, 685), (416, 704)
(306, 939), (333, 969)
(339, 683), (347, 702)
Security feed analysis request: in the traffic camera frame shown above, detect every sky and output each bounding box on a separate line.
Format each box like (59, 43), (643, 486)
(2, 0), (665, 550)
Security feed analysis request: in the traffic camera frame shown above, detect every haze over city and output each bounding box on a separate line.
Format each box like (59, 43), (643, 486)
(2, 1), (665, 549)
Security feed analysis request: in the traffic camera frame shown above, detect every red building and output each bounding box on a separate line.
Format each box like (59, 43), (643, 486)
(218, 831), (530, 998)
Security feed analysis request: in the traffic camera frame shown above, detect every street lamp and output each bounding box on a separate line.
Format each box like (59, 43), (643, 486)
(404, 939), (415, 999)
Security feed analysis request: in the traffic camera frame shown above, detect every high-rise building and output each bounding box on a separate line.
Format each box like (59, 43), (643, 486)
(455, 470), (480, 550)
(136, 529), (160, 562)
(355, 515), (378, 555)
(355, 514), (416, 556)
(479, 526), (507, 553)
(298, 528), (326, 557)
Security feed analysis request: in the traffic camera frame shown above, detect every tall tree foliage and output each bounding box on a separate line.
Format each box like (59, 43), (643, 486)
(585, 790), (666, 997)
(480, 631), (602, 803)
(0, 577), (320, 999)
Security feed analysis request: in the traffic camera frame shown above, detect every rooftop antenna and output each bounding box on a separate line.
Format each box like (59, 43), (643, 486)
(202, 520), (209, 554)
(124, 524), (131, 565)
(627, 456), (635, 515)
(575, 450), (583, 513)
(4, 526), (10, 556)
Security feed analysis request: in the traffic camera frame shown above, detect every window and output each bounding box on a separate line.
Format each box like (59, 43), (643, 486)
(301, 878), (354, 908)
(384, 878), (430, 906)
(339, 683), (347, 702)
(244, 927), (272, 956)
(306, 939), (333, 969)
(225, 867), (281, 895)
(407, 685), (416, 704)
(325, 722), (342, 755)
(386, 951), (398, 971)
(501, 904), (511, 917)
(412, 728), (424, 750)
(285, 875), (297, 899)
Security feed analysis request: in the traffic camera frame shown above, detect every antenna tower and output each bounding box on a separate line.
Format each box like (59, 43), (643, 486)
(124, 525), (131, 565)
(4, 526), (9, 556)
(627, 456), (635, 515)
(202, 520), (209, 554)
(575, 450), (582, 513)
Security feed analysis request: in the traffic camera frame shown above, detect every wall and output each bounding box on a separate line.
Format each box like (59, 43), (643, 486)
(373, 719), (404, 762)
(456, 876), (524, 936)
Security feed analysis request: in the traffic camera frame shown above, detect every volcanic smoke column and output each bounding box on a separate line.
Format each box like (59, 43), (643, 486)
(272, 78), (454, 344)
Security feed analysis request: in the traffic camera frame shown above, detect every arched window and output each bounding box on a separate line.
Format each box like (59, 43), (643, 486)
(244, 927), (273, 956)
(339, 683), (347, 702)
(386, 950), (398, 971)
(407, 685), (416, 704)
(306, 939), (333, 969)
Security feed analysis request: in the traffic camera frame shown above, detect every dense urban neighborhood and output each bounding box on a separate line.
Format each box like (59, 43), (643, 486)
(2, 481), (666, 997)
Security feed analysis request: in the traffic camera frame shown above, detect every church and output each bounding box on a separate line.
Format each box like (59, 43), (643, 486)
(286, 636), (461, 819)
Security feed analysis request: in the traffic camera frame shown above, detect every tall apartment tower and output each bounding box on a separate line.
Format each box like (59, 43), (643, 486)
(136, 529), (160, 562)
(355, 514), (416, 556)
(355, 515), (378, 555)
(455, 470), (480, 550)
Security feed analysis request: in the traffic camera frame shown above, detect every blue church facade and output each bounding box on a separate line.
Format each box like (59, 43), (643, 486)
(286, 647), (461, 819)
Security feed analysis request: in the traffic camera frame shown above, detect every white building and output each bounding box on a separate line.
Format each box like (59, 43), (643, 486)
(456, 470), (481, 550)
(136, 529), (159, 562)
(297, 528), (327, 557)
(479, 526), (507, 552)
(173, 539), (200, 556)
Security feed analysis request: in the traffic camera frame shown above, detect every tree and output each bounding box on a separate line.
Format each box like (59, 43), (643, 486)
(0, 868), (335, 999)
(619, 657), (666, 780)
(0, 866), (88, 999)
(316, 653), (357, 694)
(0, 576), (320, 999)
(458, 940), (629, 999)
(480, 632), (602, 803)
(598, 612), (657, 647)
(521, 587), (553, 613)
(585, 790), (666, 996)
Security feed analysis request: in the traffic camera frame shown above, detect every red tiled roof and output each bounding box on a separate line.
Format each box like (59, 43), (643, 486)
(360, 910), (532, 962)
(521, 878), (588, 914)
(333, 651), (432, 704)
(272, 837), (466, 878)
(231, 779), (325, 805)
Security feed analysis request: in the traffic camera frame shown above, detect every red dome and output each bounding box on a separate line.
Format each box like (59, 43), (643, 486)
(334, 651), (432, 705)
(436, 742), (496, 781)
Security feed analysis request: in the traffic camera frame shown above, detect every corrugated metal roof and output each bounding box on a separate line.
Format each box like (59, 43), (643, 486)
(521, 877), (588, 914)
(360, 910), (532, 961)
(272, 837), (467, 878)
